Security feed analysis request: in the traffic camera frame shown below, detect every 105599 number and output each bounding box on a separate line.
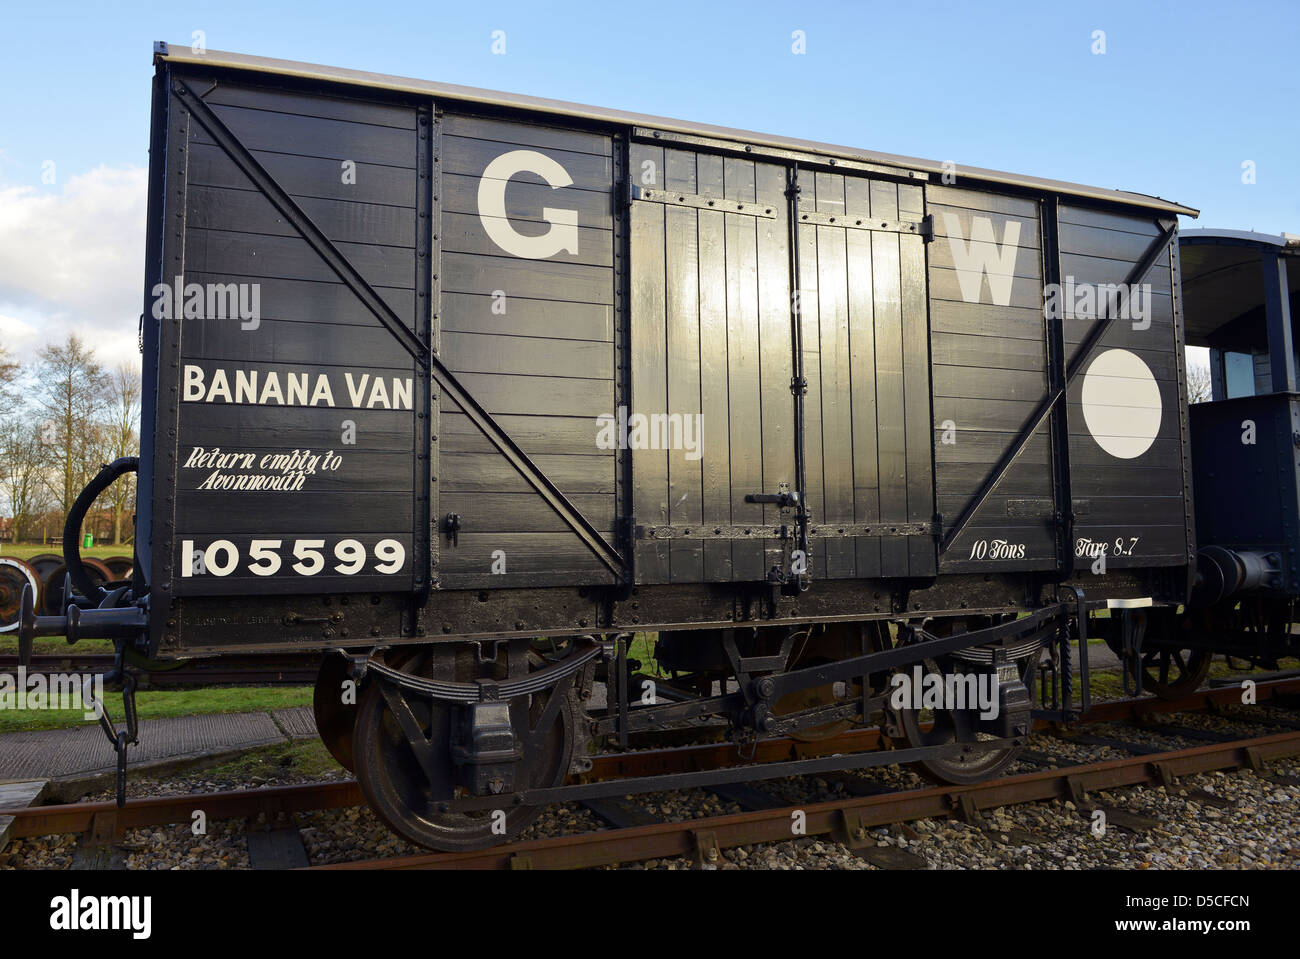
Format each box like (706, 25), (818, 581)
(180, 537), (406, 577)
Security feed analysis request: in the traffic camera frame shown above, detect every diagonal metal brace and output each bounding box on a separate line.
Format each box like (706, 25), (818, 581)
(176, 79), (626, 579)
(940, 221), (1177, 553)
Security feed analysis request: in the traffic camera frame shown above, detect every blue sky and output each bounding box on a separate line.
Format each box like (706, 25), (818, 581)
(0, 0), (1296, 366)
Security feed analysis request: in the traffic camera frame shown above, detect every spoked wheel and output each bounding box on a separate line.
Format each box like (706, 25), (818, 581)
(1135, 646), (1212, 699)
(888, 616), (1038, 786)
(891, 653), (1028, 785)
(1112, 608), (1214, 699)
(352, 644), (580, 851)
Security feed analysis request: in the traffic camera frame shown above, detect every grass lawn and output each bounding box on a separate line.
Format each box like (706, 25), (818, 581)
(196, 737), (342, 781)
(3, 544), (134, 561)
(0, 636), (117, 655)
(627, 632), (659, 673)
(0, 684), (312, 734)
(1087, 654), (1299, 700)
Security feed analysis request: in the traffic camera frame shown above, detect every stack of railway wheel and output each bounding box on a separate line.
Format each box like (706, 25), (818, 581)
(3, 677), (1299, 871)
(39, 558), (114, 616)
(0, 557), (42, 634)
(0, 551), (134, 632)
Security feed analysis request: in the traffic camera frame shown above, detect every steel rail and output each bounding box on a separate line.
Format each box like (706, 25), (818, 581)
(315, 729), (1300, 870)
(3, 677), (1298, 843)
(2, 781), (364, 842)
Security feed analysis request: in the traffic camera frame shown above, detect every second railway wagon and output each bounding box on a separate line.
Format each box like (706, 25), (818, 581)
(23, 44), (1200, 849)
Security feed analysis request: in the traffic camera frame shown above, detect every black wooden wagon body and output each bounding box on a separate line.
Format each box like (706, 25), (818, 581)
(130, 45), (1196, 658)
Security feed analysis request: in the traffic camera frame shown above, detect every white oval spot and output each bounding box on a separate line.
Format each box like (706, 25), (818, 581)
(1081, 349), (1162, 459)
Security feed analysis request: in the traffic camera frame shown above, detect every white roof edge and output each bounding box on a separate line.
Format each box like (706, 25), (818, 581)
(157, 45), (1199, 218)
(1181, 228), (1300, 249)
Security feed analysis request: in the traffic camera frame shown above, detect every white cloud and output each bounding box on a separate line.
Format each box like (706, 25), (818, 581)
(0, 165), (147, 370)
(0, 313), (39, 355)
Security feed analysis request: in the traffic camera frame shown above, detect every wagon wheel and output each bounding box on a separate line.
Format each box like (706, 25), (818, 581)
(1115, 609), (1213, 699)
(891, 652), (1030, 785)
(313, 651), (358, 772)
(102, 555), (135, 581)
(352, 645), (579, 851)
(25, 553), (62, 590)
(0, 558), (41, 633)
(40, 558), (112, 615)
(888, 617), (1036, 786)
(1136, 646), (1212, 699)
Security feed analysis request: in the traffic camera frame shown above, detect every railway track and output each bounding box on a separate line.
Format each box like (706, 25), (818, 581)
(4, 677), (1300, 867)
(322, 730), (1300, 870)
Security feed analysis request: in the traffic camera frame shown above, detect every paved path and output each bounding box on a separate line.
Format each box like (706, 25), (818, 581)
(1074, 642), (1121, 671)
(0, 707), (316, 782)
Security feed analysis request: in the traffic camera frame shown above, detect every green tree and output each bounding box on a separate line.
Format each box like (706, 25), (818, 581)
(36, 335), (107, 526)
(105, 362), (141, 545)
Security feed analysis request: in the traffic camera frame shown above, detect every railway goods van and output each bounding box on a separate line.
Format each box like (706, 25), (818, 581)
(15, 44), (1201, 849)
(1169, 230), (1300, 680)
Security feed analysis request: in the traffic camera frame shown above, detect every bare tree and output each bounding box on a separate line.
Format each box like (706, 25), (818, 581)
(35, 335), (107, 527)
(1187, 363), (1213, 404)
(0, 418), (54, 543)
(105, 363), (141, 544)
(0, 344), (18, 420)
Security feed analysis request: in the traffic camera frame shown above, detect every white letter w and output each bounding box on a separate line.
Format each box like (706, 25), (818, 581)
(943, 213), (1021, 306)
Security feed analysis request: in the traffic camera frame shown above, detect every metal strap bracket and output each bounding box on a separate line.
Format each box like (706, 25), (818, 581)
(629, 127), (930, 183)
(630, 184), (777, 218)
(634, 521), (933, 540)
(795, 209), (928, 237)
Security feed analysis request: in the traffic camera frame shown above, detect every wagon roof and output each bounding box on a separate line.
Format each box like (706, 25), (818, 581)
(1181, 228), (1300, 251)
(156, 43), (1198, 218)
(1179, 229), (1300, 346)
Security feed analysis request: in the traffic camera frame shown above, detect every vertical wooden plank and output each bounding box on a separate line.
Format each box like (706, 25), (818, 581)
(629, 142), (670, 583)
(898, 183), (924, 219)
(815, 173), (856, 579)
(724, 157), (764, 581)
(900, 228), (936, 577)
(664, 149), (704, 582)
(696, 153), (733, 581)
(632, 142), (663, 189)
(796, 167), (827, 578)
(870, 181), (908, 575)
(756, 162), (794, 577)
(814, 170), (846, 215)
(844, 176), (882, 577)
